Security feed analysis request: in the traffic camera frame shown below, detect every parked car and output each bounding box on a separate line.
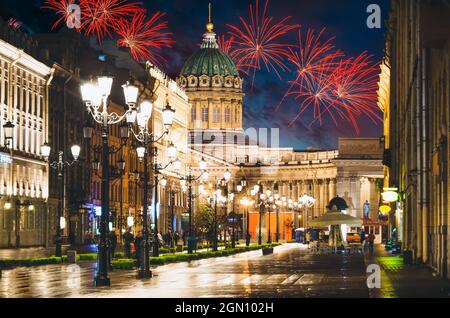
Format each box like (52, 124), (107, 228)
(346, 233), (361, 244)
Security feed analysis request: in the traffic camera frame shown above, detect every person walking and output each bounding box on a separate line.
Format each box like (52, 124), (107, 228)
(134, 231), (143, 266)
(108, 230), (118, 260)
(367, 231), (375, 255)
(123, 228), (134, 259)
(305, 230), (311, 247)
(174, 231), (180, 246)
(360, 228), (366, 250)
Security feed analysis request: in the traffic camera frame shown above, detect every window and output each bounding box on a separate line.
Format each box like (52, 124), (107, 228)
(201, 108), (209, 122)
(213, 108), (220, 123)
(191, 107), (196, 121)
(225, 108), (230, 123)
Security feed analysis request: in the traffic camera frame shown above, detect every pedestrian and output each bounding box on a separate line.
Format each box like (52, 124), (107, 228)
(305, 230), (311, 246)
(157, 232), (164, 246)
(123, 228), (134, 259)
(134, 231), (143, 266)
(368, 231), (375, 255)
(360, 228), (366, 249)
(318, 230), (323, 242)
(182, 232), (186, 246)
(108, 230), (117, 259)
(174, 231), (180, 246)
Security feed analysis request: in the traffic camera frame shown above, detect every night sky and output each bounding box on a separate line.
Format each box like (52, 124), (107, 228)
(1, 0), (390, 150)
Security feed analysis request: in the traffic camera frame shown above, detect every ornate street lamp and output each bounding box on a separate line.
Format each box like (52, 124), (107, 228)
(42, 144), (80, 257)
(80, 74), (138, 287)
(299, 193), (316, 229)
(128, 96), (176, 278)
(179, 158), (208, 254)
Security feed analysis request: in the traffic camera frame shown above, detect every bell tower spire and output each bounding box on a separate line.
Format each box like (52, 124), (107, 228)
(206, 2), (214, 33)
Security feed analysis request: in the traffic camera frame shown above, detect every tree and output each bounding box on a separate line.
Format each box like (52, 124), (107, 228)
(193, 204), (215, 244)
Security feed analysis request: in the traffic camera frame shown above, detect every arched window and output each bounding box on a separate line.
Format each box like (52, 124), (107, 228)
(225, 108), (231, 123)
(191, 107), (196, 121)
(213, 108), (220, 123)
(201, 108), (209, 122)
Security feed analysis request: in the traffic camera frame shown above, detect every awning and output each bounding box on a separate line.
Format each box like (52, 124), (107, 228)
(309, 208), (362, 227)
(363, 219), (386, 226)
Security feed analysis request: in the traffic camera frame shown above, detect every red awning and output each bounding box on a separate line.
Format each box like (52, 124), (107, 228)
(363, 219), (386, 226)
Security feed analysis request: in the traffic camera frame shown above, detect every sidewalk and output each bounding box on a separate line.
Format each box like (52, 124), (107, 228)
(0, 245), (98, 260)
(364, 244), (450, 298)
(0, 242), (255, 260)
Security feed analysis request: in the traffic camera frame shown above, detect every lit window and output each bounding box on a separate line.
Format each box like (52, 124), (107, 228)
(225, 108), (230, 123)
(202, 108), (209, 122)
(213, 108), (220, 123)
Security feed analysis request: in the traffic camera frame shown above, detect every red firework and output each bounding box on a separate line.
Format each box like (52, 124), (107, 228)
(286, 52), (382, 134)
(226, 0), (300, 86)
(81, 0), (145, 42)
(286, 63), (336, 127)
(115, 12), (174, 64)
(327, 52), (383, 133)
(276, 28), (343, 111)
(42, 0), (78, 30)
(217, 35), (234, 55)
(217, 35), (249, 74)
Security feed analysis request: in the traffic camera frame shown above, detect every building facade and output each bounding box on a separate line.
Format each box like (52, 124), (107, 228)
(385, 0), (450, 278)
(0, 34), (51, 248)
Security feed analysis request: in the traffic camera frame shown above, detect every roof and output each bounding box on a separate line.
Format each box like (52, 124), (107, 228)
(179, 31), (239, 77)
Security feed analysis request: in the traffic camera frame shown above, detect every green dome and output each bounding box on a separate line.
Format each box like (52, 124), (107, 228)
(180, 32), (239, 77)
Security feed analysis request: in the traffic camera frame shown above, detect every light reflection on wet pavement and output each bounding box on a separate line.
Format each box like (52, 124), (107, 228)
(0, 244), (372, 298)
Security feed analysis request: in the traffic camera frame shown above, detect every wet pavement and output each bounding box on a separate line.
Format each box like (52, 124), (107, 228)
(1, 244), (369, 298)
(364, 245), (450, 298)
(0, 243), (448, 298)
(0, 245), (98, 259)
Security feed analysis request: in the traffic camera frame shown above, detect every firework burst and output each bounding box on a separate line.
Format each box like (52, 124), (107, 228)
(115, 12), (174, 65)
(82, 0), (145, 42)
(217, 35), (234, 55)
(285, 51), (382, 134)
(227, 0), (299, 86)
(276, 28), (343, 111)
(42, 0), (79, 30)
(326, 52), (383, 133)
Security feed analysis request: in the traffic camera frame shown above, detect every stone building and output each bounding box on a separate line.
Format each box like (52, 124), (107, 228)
(0, 28), (51, 248)
(385, 0), (450, 278)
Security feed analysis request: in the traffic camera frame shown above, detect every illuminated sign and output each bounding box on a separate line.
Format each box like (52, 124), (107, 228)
(94, 206), (102, 216)
(379, 205), (391, 214)
(0, 152), (12, 164)
(382, 187), (398, 202)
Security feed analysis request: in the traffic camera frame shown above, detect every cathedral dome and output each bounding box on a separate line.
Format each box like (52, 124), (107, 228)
(180, 44), (239, 77)
(177, 27), (242, 91)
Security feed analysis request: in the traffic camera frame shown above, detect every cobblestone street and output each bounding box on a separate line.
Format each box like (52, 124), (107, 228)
(1, 244), (448, 298)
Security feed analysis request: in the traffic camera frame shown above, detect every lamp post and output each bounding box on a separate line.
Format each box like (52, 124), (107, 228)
(240, 196), (253, 246)
(207, 172), (230, 251)
(179, 159), (208, 254)
(80, 75), (138, 287)
(252, 183), (264, 245)
(12, 200), (34, 248)
(3, 120), (14, 249)
(265, 191), (273, 244)
(129, 97), (176, 277)
(299, 193), (316, 230)
(221, 170), (231, 247)
(41, 144), (80, 257)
